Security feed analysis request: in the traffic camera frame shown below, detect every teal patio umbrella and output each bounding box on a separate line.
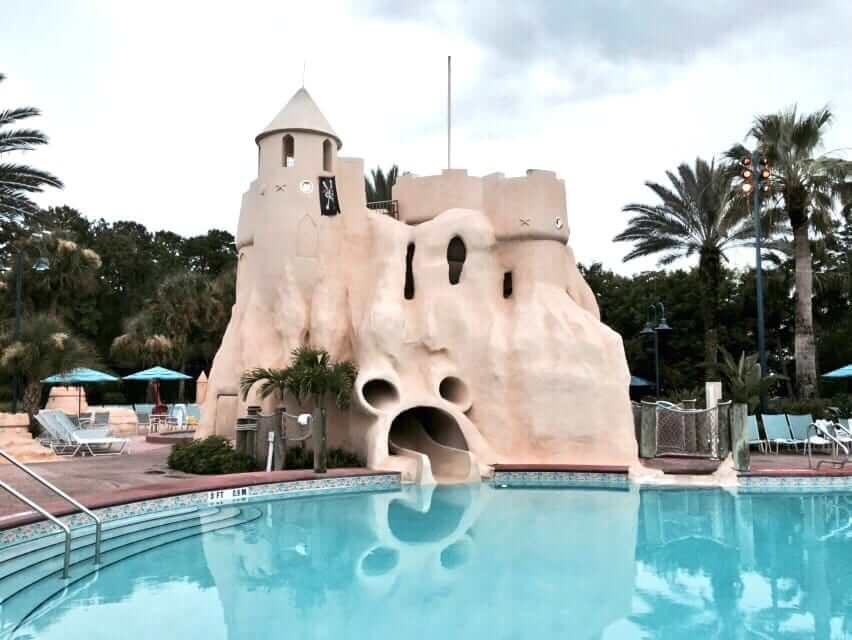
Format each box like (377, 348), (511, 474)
(41, 368), (119, 417)
(123, 367), (192, 408)
(630, 375), (654, 388)
(823, 364), (852, 379)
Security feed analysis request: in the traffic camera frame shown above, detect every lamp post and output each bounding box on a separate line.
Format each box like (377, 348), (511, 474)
(738, 151), (772, 413)
(640, 302), (672, 398)
(10, 245), (50, 414)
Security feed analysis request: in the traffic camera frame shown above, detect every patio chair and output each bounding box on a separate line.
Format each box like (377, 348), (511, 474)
(92, 411), (110, 427)
(53, 411), (111, 438)
(761, 414), (795, 454)
(787, 413), (832, 455)
(746, 415), (766, 452)
(136, 411), (150, 435)
(47, 411), (128, 456)
(34, 412), (79, 455)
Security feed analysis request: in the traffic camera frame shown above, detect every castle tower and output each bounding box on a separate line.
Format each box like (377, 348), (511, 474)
(237, 88), (345, 306)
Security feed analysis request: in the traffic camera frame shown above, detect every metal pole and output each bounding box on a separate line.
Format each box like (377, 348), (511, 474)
(654, 329), (661, 399)
(447, 55), (451, 170)
(752, 150), (768, 414)
(11, 251), (23, 414)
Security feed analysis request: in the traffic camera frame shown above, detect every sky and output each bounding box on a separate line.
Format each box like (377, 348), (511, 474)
(2, 0), (851, 274)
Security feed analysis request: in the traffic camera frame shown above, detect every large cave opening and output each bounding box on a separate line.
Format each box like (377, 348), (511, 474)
(388, 407), (471, 483)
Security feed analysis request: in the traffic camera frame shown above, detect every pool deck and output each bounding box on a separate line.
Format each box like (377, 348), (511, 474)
(0, 436), (393, 529)
(644, 453), (852, 476)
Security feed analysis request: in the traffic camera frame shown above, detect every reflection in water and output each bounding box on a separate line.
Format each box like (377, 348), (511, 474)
(634, 489), (852, 640)
(11, 484), (852, 639)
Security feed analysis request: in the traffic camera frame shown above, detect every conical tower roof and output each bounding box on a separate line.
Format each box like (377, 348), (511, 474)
(255, 88), (341, 149)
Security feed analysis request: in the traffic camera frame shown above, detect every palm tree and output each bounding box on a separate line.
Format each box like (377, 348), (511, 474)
(0, 73), (63, 218)
(729, 106), (852, 398)
(0, 314), (99, 417)
(614, 158), (751, 373)
(240, 346), (357, 472)
(364, 165), (398, 203)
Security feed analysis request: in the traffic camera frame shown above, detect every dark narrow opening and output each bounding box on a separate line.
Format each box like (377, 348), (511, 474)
(404, 243), (415, 300)
(447, 236), (466, 285)
(502, 271), (513, 298)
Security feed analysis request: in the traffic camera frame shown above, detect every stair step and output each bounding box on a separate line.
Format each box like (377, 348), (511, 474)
(0, 505), (262, 635)
(0, 507), (217, 581)
(0, 506), (203, 564)
(0, 507), (245, 604)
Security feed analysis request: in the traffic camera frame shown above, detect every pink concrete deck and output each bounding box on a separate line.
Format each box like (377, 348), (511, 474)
(0, 436), (395, 530)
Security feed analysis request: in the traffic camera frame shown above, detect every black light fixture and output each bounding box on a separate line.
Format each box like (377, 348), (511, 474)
(639, 302), (672, 398)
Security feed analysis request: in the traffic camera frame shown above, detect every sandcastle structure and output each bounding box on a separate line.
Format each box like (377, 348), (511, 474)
(197, 87), (637, 483)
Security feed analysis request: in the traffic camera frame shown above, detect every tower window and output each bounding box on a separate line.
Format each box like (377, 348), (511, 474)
(404, 243), (415, 300)
(503, 272), (513, 298)
(323, 139), (333, 172)
(447, 236), (466, 285)
(283, 134), (295, 167)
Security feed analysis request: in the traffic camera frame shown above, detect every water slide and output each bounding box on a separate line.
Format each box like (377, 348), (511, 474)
(388, 409), (479, 484)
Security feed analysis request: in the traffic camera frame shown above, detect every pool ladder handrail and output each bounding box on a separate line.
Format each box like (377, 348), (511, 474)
(0, 448), (102, 579)
(806, 422), (850, 470)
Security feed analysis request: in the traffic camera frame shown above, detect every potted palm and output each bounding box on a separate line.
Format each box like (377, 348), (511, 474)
(718, 348), (785, 470)
(240, 347), (357, 473)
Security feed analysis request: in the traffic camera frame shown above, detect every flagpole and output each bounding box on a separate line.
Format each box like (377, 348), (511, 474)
(447, 55), (451, 170)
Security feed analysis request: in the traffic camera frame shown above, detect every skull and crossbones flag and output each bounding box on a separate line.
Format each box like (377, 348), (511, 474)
(318, 176), (340, 216)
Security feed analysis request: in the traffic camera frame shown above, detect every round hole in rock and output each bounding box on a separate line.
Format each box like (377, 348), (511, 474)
(361, 546), (399, 576)
(361, 378), (399, 411)
(439, 376), (470, 407)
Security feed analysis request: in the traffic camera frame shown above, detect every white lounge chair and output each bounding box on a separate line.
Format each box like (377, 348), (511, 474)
(44, 411), (129, 456)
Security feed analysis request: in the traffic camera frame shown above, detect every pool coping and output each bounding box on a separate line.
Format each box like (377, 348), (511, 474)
(0, 468), (399, 534)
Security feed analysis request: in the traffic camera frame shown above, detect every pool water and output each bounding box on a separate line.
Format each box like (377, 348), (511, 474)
(8, 483), (852, 639)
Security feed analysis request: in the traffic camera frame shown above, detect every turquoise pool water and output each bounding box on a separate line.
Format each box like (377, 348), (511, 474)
(6, 483), (852, 639)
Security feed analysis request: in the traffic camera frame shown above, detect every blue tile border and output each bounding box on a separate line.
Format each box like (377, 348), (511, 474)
(739, 474), (852, 493)
(0, 473), (400, 548)
(492, 470), (630, 489)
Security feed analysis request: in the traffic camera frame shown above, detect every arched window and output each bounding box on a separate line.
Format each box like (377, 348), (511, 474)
(282, 135), (295, 167)
(323, 139), (333, 172)
(404, 243), (415, 300)
(447, 236), (466, 285)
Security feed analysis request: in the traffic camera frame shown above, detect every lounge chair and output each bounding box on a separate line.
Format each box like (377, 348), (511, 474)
(34, 412), (79, 455)
(44, 411), (128, 456)
(136, 411), (150, 434)
(746, 415), (766, 452)
(761, 414), (795, 454)
(787, 413), (832, 455)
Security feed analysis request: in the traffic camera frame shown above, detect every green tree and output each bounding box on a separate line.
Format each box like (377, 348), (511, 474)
(729, 106), (852, 398)
(614, 158), (752, 373)
(0, 73), (63, 219)
(365, 165), (398, 203)
(0, 314), (99, 416)
(111, 269), (234, 396)
(240, 346), (357, 473)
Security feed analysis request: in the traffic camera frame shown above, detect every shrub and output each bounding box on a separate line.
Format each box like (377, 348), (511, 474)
(768, 397), (832, 419)
(284, 446), (365, 470)
(168, 436), (257, 475)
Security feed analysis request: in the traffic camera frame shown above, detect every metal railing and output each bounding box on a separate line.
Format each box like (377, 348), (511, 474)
(0, 448), (102, 578)
(366, 200), (399, 219)
(808, 422), (850, 470)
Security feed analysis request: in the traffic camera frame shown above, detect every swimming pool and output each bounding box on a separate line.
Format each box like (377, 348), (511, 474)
(3, 482), (852, 639)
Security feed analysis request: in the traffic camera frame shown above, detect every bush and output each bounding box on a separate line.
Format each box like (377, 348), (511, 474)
(168, 436), (257, 475)
(284, 446), (365, 470)
(768, 397), (832, 419)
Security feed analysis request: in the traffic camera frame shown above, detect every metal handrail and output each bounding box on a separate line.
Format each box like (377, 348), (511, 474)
(0, 448), (101, 570)
(0, 480), (72, 578)
(807, 423), (849, 469)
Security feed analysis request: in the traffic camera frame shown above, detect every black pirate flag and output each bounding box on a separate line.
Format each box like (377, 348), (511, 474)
(319, 176), (340, 216)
